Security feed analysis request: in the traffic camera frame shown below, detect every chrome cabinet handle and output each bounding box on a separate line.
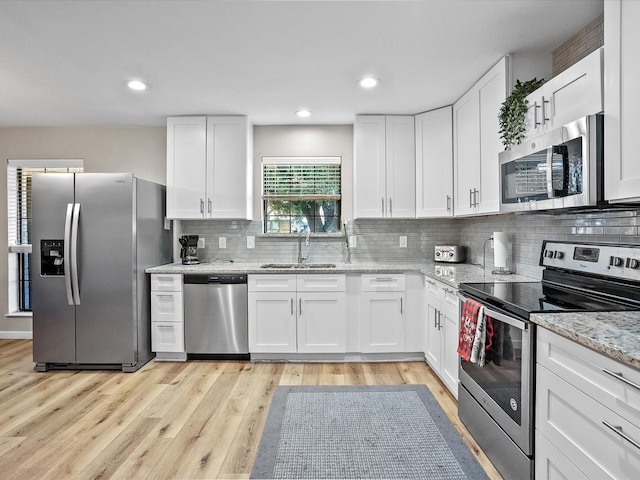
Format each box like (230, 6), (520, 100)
(381, 197), (385, 216)
(200, 198), (204, 214)
(469, 189), (473, 208)
(291, 298), (294, 315)
(602, 421), (640, 450)
(446, 195), (451, 212)
(389, 198), (393, 216)
(157, 325), (175, 331)
(534, 101), (541, 127)
(434, 309), (439, 328)
(208, 198), (212, 214)
(426, 279), (436, 286)
(299, 298), (302, 315)
(474, 188), (479, 207)
(444, 288), (455, 294)
(400, 297), (403, 314)
(438, 310), (443, 330)
(542, 96), (549, 124)
(603, 368), (640, 391)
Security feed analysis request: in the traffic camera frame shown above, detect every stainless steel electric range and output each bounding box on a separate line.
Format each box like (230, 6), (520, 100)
(458, 240), (640, 480)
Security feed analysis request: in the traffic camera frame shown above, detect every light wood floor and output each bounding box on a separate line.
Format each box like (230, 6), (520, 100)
(0, 340), (501, 479)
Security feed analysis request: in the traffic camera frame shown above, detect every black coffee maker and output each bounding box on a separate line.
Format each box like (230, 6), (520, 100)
(179, 235), (200, 265)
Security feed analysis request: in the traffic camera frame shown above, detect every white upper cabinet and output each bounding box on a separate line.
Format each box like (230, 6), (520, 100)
(454, 57), (507, 216)
(415, 107), (454, 217)
(605, 0), (640, 203)
(354, 115), (416, 218)
(167, 116), (253, 219)
(524, 48), (603, 140)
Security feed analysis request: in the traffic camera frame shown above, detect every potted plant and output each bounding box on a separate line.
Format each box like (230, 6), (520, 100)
(498, 78), (545, 150)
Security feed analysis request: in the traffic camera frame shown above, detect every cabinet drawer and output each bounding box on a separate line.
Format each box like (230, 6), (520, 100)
(151, 291), (183, 323)
(537, 365), (640, 480)
(537, 328), (640, 426)
(248, 274), (296, 292)
(360, 274), (405, 292)
(151, 321), (184, 353)
(151, 274), (183, 292)
(296, 274), (345, 292)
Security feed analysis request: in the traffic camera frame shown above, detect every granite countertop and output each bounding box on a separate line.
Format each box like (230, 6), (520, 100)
(146, 261), (536, 289)
(531, 311), (640, 371)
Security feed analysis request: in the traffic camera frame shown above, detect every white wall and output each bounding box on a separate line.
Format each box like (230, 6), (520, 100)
(0, 126), (166, 336)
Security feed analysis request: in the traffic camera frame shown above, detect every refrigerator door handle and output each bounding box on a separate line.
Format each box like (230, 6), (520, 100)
(71, 203), (81, 305)
(64, 203), (74, 305)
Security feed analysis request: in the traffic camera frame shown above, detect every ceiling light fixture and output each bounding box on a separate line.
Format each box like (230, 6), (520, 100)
(126, 80), (148, 91)
(296, 109), (312, 118)
(358, 77), (380, 89)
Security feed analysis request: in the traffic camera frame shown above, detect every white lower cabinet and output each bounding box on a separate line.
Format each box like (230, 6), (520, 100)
(536, 328), (640, 480)
(248, 274), (346, 354)
(150, 274), (185, 359)
(424, 277), (459, 398)
(360, 274), (405, 353)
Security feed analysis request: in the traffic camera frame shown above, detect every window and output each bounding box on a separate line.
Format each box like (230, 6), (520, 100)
(262, 156), (341, 234)
(7, 159), (84, 313)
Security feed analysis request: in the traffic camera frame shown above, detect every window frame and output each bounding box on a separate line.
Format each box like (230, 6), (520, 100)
(261, 156), (342, 235)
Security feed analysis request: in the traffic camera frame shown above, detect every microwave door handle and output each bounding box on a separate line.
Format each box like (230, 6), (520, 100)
(546, 147), (555, 198)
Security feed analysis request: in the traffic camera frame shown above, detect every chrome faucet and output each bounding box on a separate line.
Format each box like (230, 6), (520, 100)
(343, 220), (351, 264)
(298, 228), (310, 263)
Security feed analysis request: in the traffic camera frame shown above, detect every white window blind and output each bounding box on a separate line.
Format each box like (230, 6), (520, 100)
(263, 156), (341, 200)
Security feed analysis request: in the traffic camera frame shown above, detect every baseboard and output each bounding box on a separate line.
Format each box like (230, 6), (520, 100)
(0, 331), (33, 339)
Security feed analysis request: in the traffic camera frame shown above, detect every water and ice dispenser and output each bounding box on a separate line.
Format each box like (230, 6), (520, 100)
(40, 240), (65, 276)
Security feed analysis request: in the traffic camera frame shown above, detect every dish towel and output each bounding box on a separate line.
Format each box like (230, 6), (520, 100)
(457, 298), (485, 363)
(470, 310), (488, 367)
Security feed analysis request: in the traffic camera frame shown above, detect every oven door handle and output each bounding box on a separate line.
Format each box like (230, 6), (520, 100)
(458, 292), (527, 331)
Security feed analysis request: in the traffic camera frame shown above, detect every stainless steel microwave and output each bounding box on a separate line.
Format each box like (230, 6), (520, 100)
(499, 115), (603, 212)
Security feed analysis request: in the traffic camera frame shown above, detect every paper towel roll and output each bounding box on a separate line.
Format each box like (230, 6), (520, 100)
(493, 232), (508, 269)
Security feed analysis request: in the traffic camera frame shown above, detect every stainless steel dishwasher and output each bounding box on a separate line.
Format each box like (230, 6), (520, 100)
(183, 274), (249, 356)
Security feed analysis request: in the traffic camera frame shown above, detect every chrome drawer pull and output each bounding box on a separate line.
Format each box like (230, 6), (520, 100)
(603, 368), (640, 391)
(602, 421), (640, 450)
(375, 277), (393, 282)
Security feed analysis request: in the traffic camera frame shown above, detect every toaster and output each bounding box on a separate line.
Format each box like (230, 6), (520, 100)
(434, 245), (466, 263)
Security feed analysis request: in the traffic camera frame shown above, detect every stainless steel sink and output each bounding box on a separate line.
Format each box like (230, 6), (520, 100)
(260, 263), (336, 269)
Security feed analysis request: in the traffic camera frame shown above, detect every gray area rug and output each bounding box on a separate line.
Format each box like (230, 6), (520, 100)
(250, 385), (489, 479)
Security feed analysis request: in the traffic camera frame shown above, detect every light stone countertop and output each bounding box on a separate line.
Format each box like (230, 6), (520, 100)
(531, 311), (640, 371)
(145, 261), (537, 288)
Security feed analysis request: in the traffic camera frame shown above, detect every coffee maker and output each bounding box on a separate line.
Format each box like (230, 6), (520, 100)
(179, 235), (200, 265)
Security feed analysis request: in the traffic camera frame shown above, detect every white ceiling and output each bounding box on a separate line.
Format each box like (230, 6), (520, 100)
(0, 0), (603, 127)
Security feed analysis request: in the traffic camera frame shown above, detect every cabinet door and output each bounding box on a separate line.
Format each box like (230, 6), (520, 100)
(440, 303), (460, 398)
(166, 116), (207, 219)
(535, 431), (589, 480)
(477, 57), (507, 215)
(297, 292), (346, 353)
(425, 301), (442, 371)
(453, 88), (480, 216)
(605, 0), (640, 202)
(415, 107), (453, 218)
(207, 116), (252, 219)
(361, 292), (405, 353)
(354, 115), (386, 218)
(385, 116), (416, 218)
(248, 292), (296, 353)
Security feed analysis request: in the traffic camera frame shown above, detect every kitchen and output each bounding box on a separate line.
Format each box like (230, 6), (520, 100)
(1, 1), (640, 479)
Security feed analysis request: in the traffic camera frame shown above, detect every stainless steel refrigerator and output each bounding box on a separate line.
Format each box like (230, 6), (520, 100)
(32, 173), (172, 372)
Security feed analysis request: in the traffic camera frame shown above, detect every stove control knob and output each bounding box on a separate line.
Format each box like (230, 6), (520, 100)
(435, 251), (441, 257)
(554, 251), (564, 259)
(545, 250), (554, 258)
(629, 258), (640, 269)
(448, 251), (454, 257)
(613, 257), (624, 267)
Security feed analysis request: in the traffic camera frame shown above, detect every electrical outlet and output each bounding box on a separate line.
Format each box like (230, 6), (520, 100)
(219, 237), (226, 249)
(246, 236), (255, 249)
(197, 237), (205, 248)
(349, 235), (357, 248)
(399, 236), (407, 248)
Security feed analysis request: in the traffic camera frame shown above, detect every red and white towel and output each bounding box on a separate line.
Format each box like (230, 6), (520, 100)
(457, 298), (489, 367)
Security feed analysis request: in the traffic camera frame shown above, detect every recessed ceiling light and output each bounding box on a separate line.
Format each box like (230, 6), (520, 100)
(126, 80), (148, 91)
(296, 109), (312, 118)
(358, 77), (380, 89)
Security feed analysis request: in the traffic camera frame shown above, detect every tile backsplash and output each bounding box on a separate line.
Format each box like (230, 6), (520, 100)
(180, 208), (640, 280)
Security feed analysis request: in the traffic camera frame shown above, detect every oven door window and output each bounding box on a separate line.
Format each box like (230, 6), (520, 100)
(461, 318), (524, 425)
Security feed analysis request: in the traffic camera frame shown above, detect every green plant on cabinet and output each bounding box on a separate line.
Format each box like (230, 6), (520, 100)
(498, 78), (546, 150)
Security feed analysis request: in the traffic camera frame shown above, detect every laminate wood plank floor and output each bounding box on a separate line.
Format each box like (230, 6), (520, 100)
(0, 340), (502, 479)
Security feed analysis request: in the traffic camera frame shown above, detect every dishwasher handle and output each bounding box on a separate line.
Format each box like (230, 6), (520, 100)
(183, 274), (247, 285)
